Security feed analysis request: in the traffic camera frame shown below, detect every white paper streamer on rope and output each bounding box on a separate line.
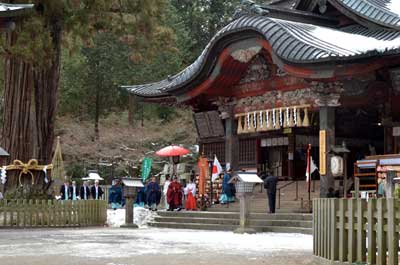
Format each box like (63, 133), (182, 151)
(259, 111), (263, 127)
(253, 111), (257, 129)
(1, 166), (7, 184)
(43, 165), (49, 184)
(272, 109), (276, 128)
(247, 113), (251, 129)
(294, 107), (297, 126)
(286, 108), (290, 126)
(266, 110), (269, 128)
(279, 108), (283, 126)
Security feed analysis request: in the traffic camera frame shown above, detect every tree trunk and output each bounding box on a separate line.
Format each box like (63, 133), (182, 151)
(1, 20), (62, 189)
(128, 94), (136, 127)
(94, 85), (100, 141)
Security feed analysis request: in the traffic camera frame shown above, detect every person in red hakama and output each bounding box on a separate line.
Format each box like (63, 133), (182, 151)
(167, 177), (183, 211)
(184, 178), (197, 211)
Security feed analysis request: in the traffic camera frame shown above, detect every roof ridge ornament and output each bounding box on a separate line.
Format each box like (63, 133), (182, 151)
(234, 0), (269, 19)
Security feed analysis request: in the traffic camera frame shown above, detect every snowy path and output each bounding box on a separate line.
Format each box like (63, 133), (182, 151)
(0, 227), (317, 265)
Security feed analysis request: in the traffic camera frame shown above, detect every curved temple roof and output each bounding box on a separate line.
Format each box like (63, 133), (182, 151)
(125, 13), (400, 98)
(330, 0), (400, 30)
(0, 3), (34, 17)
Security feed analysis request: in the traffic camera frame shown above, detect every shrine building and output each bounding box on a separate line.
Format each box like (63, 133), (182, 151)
(125, 0), (400, 198)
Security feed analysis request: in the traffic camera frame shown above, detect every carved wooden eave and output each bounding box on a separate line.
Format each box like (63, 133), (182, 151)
(124, 0), (400, 110)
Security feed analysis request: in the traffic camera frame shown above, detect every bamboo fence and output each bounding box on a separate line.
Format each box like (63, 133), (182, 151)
(313, 198), (400, 265)
(0, 199), (107, 228)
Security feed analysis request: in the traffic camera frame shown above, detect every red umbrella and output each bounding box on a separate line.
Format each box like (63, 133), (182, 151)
(155, 145), (189, 157)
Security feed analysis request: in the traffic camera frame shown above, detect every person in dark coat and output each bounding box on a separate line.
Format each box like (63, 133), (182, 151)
(135, 187), (146, 207)
(60, 180), (72, 200)
(109, 179), (123, 209)
(80, 181), (91, 200)
(91, 180), (103, 200)
(264, 170), (278, 214)
(146, 176), (161, 211)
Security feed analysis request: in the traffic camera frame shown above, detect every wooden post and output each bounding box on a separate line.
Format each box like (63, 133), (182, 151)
(377, 199), (387, 265)
(356, 199), (366, 262)
(348, 199), (357, 262)
(224, 109), (239, 170)
(338, 199), (348, 262)
(354, 177), (360, 198)
(387, 198), (398, 265)
(367, 199), (377, 264)
(330, 199), (339, 261)
(319, 106), (335, 198)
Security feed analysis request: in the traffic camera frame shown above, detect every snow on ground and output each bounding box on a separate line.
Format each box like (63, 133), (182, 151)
(0, 228), (313, 259)
(106, 207), (156, 227)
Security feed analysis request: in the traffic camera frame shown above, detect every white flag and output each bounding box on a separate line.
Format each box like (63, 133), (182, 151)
(306, 156), (318, 182)
(212, 155), (223, 181)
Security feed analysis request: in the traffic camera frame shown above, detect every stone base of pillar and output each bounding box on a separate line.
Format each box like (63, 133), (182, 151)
(233, 227), (257, 234)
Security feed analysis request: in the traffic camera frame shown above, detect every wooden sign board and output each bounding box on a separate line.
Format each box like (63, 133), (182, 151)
(319, 130), (326, 175)
(194, 111), (225, 139)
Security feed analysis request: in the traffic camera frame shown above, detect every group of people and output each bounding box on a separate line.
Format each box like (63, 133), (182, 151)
(59, 179), (103, 200)
(134, 175), (197, 211)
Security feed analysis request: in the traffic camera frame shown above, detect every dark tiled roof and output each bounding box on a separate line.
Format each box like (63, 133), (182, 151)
(330, 0), (400, 30)
(126, 15), (400, 98)
(0, 3), (34, 17)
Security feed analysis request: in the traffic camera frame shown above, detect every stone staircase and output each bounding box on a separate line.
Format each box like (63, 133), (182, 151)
(148, 211), (312, 234)
(148, 180), (317, 234)
(209, 180), (320, 213)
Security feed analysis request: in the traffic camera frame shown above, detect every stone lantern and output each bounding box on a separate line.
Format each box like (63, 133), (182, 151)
(120, 177), (143, 228)
(229, 171), (263, 234)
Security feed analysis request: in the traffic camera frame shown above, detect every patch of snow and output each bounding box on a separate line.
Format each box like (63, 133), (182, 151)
(106, 209), (125, 227)
(387, 1), (400, 17)
(273, 18), (400, 56)
(134, 207), (156, 227)
(106, 207), (156, 228)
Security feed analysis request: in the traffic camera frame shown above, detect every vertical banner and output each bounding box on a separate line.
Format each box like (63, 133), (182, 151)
(141, 157), (153, 182)
(198, 157), (209, 196)
(319, 130), (326, 175)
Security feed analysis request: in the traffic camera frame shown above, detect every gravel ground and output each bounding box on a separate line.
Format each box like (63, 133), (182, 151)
(0, 227), (320, 265)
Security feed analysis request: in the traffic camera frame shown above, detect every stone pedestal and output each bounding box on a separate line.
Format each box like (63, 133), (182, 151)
(120, 197), (138, 228)
(234, 193), (257, 234)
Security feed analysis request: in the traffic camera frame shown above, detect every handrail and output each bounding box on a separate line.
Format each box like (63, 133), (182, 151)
(277, 180), (297, 209)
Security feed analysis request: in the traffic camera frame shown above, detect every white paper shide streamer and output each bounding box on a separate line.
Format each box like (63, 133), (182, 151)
(272, 109), (276, 128)
(1, 166), (7, 184)
(43, 165), (49, 183)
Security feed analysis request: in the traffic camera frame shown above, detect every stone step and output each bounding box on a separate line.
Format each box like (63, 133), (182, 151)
(158, 211), (239, 219)
(249, 219), (312, 228)
(154, 216), (311, 228)
(154, 216), (240, 225)
(157, 210), (312, 221)
(207, 206), (310, 213)
(148, 221), (312, 234)
(254, 226), (312, 235)
(249, 212), (312, 221)
(148, 221), (237, 231)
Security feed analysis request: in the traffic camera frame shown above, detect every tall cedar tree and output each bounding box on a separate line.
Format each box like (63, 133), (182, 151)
(0, 0), (174, 188)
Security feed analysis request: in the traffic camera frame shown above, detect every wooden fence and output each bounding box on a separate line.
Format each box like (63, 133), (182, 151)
(313, 198), (400, 265)
(0, 199), (107, 228)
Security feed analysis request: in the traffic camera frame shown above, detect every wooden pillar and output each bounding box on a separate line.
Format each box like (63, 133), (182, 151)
(288, 134), (295, 180)
(319, 106), (335, 198)
(128, 94), (137, 127)
(224, 110), (239, 170)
